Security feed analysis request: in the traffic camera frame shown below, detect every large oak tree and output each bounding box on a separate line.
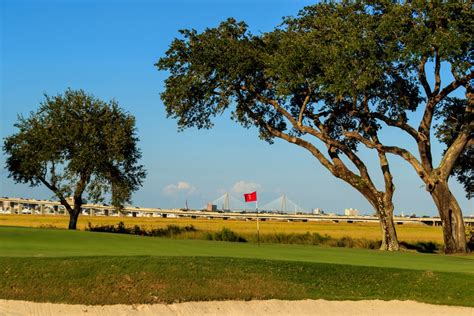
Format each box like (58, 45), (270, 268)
(157, 13), (405, 250)
(3, 89), (146, 229)
(158, 2), (472, 253)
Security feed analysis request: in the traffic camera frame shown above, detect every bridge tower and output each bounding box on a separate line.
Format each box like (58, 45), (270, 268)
(223, 192), (230, 211)
(281, 194), (287, 213)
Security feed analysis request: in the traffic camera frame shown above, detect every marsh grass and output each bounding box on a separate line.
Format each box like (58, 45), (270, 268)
(0, 215), (444, 243)
(83, 222), (442, 252)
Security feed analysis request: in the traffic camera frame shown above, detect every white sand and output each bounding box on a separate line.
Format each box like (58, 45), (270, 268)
(1, 299), (473, 316)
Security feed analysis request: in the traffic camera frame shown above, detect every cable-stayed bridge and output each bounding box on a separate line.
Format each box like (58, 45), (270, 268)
(260, 195), (306, 214)
(207, 193), (308, 213)
(208, 193), (249, 211)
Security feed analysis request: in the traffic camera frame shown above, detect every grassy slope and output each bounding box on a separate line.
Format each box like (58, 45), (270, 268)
(0, 227), (472, 306)
(0, 214), (444, 242)
(1, 257), (473, 306)
(0, 227), (472, 273)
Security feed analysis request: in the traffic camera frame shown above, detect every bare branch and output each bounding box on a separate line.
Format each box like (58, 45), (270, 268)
(244, 108), (335, 173)
(433, 48), (441, 96)
(451, 64), (461, 81)
(438, 130), (470, 180)
(436, 72), (474, 103)
(417, 72), (473, 171)
(371, 134), (394, 198)
(344, 131), (427, 179)
(418, 56), (432, 98)
(252, 90), (376, 187)
(369, 112), (421, 142)
(438, 85), (473, 180)
(298, 91), (311, 126)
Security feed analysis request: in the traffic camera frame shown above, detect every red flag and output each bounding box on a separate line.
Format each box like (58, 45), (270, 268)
(244, 191), (257, 202)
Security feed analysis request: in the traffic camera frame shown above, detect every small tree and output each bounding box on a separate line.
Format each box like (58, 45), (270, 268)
(3, 89), (146, 229)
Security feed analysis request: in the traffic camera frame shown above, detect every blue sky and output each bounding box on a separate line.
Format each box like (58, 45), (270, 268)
(1, 0), (472, 216)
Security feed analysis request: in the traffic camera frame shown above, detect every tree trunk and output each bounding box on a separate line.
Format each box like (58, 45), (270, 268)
(68, 210), (80, 230)
(377, 202), (400, 251)
(68, 201), (82, 230)
(430, 181), (467, 254)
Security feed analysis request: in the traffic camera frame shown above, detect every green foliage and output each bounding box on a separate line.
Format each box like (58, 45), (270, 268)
(86, 221), (196, 237)
(3, 89), (146, 214)
(257, 232), (331, 245)
(253, 232), (381, 250)
(157, 2), (471, 143)
(157, 2), (472, 211)
(400, 241), (440, 254)
(205, 227), (247, 242)
(80, 222), (435, 252)
(466, 228), (474, 251)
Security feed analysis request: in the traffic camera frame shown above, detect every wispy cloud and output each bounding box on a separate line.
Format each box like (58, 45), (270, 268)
(231, 180), (262, 194)
(163, 181), (197, 196)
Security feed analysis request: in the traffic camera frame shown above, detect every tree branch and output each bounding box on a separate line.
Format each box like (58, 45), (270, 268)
(368, 112), (421, 142)
(344, 131), (427, 180)
(451, 64), (461, 81)
(433, 48), (441, 96)
(371, 134), (395, 199)
(418, 56), (432, 98)
(298, 91), (311, 126)
(38, 176), (73, 213)
(244, 108), (336, 173)
(435, 72), (474, 103)
(251, 90), (377, 188)
(417, 72), (473, 171)
(438, 87), (473, 180)
(438, 130), (471, 180)
(72, 171), (91, 212)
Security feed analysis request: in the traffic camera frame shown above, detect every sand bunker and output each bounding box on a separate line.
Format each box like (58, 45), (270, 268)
(1, 299), (473, 316)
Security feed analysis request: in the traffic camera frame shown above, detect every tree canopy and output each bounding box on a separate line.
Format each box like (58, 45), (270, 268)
(3, 89), (146, 229)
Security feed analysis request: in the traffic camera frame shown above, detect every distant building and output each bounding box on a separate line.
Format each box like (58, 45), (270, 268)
(344, 208), (359, 216)
(312, 208), (324, 215)
(0, 200), (13, 210)
(207, 203), (217, 212)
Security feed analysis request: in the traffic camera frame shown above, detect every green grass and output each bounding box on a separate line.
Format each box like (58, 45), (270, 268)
(1, 227), (471, 273)
(1, 256), (473, 306)
(0, 226), (473, 306)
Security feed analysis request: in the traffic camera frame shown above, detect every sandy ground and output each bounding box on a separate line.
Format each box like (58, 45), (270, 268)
(1, 299), (473, 316)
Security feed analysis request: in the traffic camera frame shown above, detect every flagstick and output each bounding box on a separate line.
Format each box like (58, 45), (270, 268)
(256, 200), (260, 247)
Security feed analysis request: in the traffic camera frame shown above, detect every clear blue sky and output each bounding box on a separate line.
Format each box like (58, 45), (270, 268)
(1, 0), (472, 216)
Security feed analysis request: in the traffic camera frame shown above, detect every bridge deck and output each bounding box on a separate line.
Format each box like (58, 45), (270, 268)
(1, 197), (473, 226)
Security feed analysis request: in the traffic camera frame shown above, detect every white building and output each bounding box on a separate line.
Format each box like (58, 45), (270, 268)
(344, 208), (359, 216)
(312, 208), (323, 215)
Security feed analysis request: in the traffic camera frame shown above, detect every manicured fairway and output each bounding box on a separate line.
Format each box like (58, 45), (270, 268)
(0, 214), (444, 242)
(0, 227), (472, 273)
(0, 227), (472, 306)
